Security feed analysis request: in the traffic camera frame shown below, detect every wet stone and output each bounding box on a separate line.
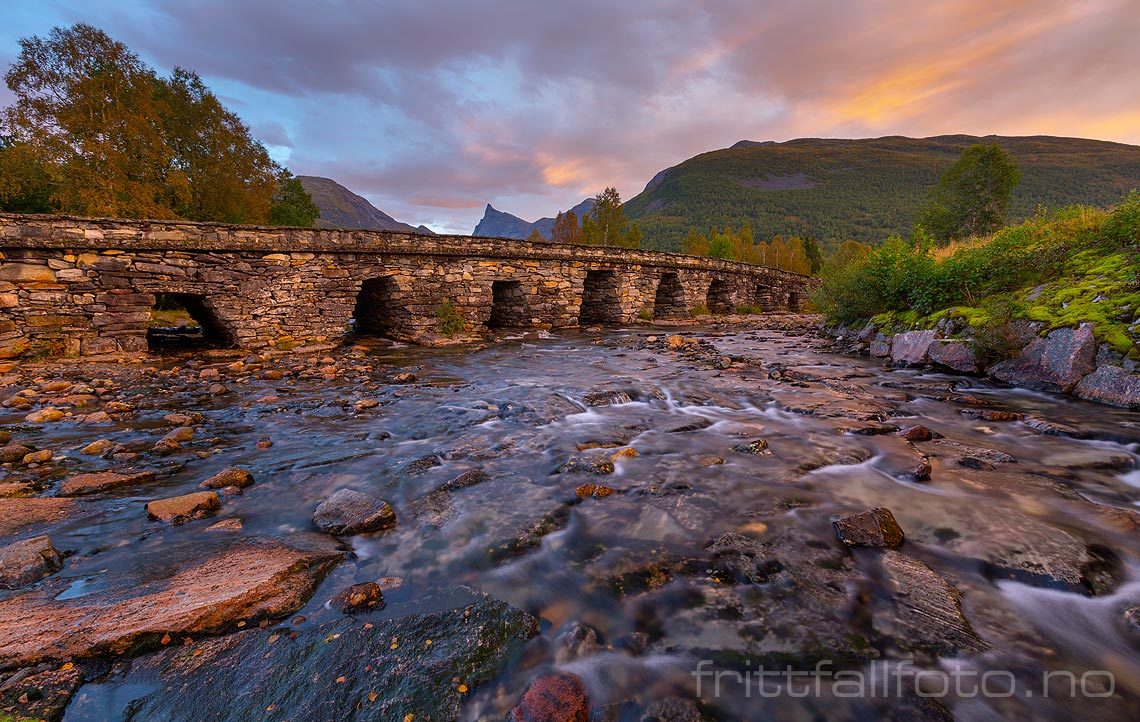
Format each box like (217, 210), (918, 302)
(0, 535), (63, 589)
(833, 507), (906, 548)
(312, 488), (397, 535)
(329, 581), (384, 613)
(731, 438), (771, 455)
(58, 470), (157, 497)
(146, 491), (221, 523)
(556, 456), (615, 476)
(99, 589), (537, 722)
(199, 466), (254, 489)
(510, 673), (590, 722)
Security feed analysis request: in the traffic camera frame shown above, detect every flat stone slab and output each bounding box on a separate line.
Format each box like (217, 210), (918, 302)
(0, 498), (79, 538)
(0, 535), (344, 668)
(58, 470), (156, 497)
(146, 491), (221, 523)
(79, 589), (538, 722)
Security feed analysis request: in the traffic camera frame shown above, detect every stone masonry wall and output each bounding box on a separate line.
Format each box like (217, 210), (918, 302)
(0, 214), (818, 357)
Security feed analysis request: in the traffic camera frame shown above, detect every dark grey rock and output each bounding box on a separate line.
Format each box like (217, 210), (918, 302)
(1074, 365), (1140, 409)
(312, 489), (396, 536)
(990, 323), (1098, 393)
(834, 508), (905, 548)
(890, 330), (937, 366)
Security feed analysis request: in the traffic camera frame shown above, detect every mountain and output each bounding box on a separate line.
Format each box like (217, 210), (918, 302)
(473, 198), (596, 240)
(297, 176), (431, 233)
(623, 135), (1140, 251)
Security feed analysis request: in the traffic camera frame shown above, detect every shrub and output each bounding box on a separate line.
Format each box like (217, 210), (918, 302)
(637, 308), (653, 321)
(736, 304), (763, 315)
(689, 304), (710, 316)
(967, 299), (1029, 367)
(1102, 190), (1140, 249)
(435, 301), (465, 336)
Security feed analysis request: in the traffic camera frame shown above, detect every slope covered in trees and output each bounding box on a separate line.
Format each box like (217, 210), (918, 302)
(624, 135), (1140, 251)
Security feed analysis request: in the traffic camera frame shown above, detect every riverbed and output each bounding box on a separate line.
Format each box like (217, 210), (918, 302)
(1, 316), (1139, 721)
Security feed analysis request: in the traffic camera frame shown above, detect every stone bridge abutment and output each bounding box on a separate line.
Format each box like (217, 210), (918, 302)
(0, 214), (817, 358)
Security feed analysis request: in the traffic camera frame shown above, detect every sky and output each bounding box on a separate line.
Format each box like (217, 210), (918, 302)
(2, 0), (1139, 233)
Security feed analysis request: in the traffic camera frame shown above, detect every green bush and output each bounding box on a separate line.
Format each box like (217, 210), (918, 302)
(689, 304), (711, 317)
(637, 308), (653, 321)
(1102, 190), (1140, 249)
(736, 304), (763, 315)
(435, 301), (465, 336)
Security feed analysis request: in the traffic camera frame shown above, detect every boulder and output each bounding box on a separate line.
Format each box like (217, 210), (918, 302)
(928, 340), (978, 373)
(510, 673), (590, 722)
(833, 508), (905, 548)
(58, 470), (156, 497)
(312, 488), (397, 535)
(146, 491), (220, 523)
(1074, 365), (1140, 409)
(989, 323), (1098, 393)
(875, 551), (988, 656)
(199, 467), (254, 489)
(0, 535), (344, 668)
(329, 581), (384, 613)
(869, 333), (891, 358)
(890, 330), (937, 366)
(81, 589), (536, 722)
(0, 535), (63, 589)
(0, 444), (32, 463)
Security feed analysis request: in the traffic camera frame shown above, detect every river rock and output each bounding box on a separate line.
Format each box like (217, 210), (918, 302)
(0, 430), (10, 444)
(874, 551), (988, 656)
(989, 323), (1098, 393)
(731, 438), (771, 455)
(890, 330), (937, 366)
(81, 438), (115, 455)
(25, 407), (65, 423)
(21, 448), (53, 464)
(146, 491), (220, 523)
(312, 488), (397, 535)
(0, 535), (344, 668)
(199, 466), (254, 489)
(1040, 448), (1134, 471)
(0, 444), (32, 463)
(869, 333), (891, 358)
(556, 456), (615, 476)
(833, 508), (905, 548)
(96, 589), (536, 722)
(0, 498), (78, 538)
(928, 340), (978, 373)
(329, 581), (384, 613)
(510, 673), (590, 722)
(58, 470), (156, 496)
(0, 662), (87, 722)
(0, 535), (63, 589)
(1074, 365), (1140, 409)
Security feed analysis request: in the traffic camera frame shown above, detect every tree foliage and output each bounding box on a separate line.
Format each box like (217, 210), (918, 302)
(582, 187), (640, 248)
(0, 23), (315, 226)
(918, 143), (1021, 241)
(551, 210), (584, 245)
(269, 174), (321, 227)
(680, 224), (814, 274)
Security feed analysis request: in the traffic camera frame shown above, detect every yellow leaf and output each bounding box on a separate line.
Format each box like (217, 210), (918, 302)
(368, 692), (378, 703)
(60, 662), (74, 671)
(457, 684), (469, 694)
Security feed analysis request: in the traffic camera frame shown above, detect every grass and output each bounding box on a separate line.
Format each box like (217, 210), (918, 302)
(735, 304), (763, 315)
(818, 192), (1140, 357)
(148, 308), (199, 328)
(689, 304), (711, 317)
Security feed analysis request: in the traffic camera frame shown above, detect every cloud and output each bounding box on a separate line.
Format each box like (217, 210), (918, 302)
(2, 0), (1137, 233)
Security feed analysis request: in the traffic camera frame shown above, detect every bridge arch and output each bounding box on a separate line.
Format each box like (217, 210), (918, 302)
(706, 278), (735, 314)
(652, 272), (687, 319)
(352, 276), (412, 338)
(488, 279), (529, 329)
(147, 292), (236, 351)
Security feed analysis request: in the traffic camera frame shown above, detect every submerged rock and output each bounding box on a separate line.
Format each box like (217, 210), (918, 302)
(102, 589), (537, 722)
(510, 673), (590, 722)
(0, 535), (63, 589)
(312, 488), (397, 536)
(329, 581), (384, 613)
(0, 535), (344, 668)
(199, 467), (255, 489)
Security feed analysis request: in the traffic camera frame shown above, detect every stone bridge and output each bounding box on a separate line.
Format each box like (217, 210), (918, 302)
(0, 214), (817, 357)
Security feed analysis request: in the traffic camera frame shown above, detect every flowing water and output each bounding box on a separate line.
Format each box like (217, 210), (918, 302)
(4, 321), (1140, 720)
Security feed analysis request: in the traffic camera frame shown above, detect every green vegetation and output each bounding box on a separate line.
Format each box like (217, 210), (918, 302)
(918, 143), (1021, 241)
(624, 136), (1140, 251)
(681, 225), (814, 274)
(736, 304), (763, 315)
(435, 301), (466, 336)
(815, 193), (1140, 356)
(689, 304), (711, 317)
(581, 187), (642, 248)
(0, 23), (316, 225)
(637, 308), (654, 321)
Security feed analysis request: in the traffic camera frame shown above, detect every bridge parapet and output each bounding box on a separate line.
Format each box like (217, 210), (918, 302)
(0, 214), (818, 358)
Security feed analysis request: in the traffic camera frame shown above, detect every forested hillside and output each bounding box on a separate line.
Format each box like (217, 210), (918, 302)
(624, 135), (1140, 250)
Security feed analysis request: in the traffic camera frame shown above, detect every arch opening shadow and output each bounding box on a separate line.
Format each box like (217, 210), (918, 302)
(488, 280), (528, 328)
(706, 279), (735, 314)
(653, 272), (687, 319)
(351, 276), (409, 337)
(147, 293), (234, 351)
(579, 270), (621, 325)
